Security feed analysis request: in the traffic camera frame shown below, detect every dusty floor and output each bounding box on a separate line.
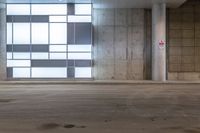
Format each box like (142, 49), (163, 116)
(0, 83), (200, 133)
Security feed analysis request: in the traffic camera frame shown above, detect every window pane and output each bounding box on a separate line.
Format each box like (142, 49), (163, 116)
(50, 45), (67, 52)
(68, 45), (91, 52)
(50, 23), (67, 44)
(7, 23), (12, 44)
(50, 16), (67, 22)
(13, 53), (30, 59)
(68, 53), (91, 59)
(32, 68), (67, 78)
(13, 23), (30, 44)
(75, 4), (91, 15)
(32, 23), (48, 44)
(31, 4), (67, 15)
(7, 4), (30, 15)
(50, 53), (67, 59)
(7, 60), (31, 67)
(75, 23), (92, 44)
(13, 68), (30, 78)
(7, 53), (12, 59)
(75, 67), (91, 78)
(68, 16), (91, 23)
(31, 53), (49, 59)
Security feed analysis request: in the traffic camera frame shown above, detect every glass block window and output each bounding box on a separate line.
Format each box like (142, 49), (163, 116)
(6, 3), (93, 79)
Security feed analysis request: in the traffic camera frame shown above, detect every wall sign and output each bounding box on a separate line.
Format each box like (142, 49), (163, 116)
(159, 40), (165, 49)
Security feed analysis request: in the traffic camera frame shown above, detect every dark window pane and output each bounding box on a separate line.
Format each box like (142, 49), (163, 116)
(67, 23), (75, 44)
(31, 15), (49, 22)
(75, 60), (91, 67)
(32, 45), (49, 52)
(13, 45), (30, 52)
(7, 67), (13, 78)
(6, 16), (12, 22)
(75, 23), (92, 44)
(13, 15), (30, 22)
(67, 60), (75, 67)
(67, 3), (75, 15)
(67, 67), (75, 78)
(7, 45), (12, 52)
(31, 60), (67, 67)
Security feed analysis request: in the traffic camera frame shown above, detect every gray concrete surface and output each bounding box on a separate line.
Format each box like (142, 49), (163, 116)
(0, 2), (7, 80)
(168, 0), (200, 80)
(93, 9), (145, 80)
(0, 83), (200, 133)
(152, 3), (166, 81)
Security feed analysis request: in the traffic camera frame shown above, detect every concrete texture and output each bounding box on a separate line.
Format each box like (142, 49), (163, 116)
(93, 9), (145, 80)
(0, 2), (7, 80)
(152, 3), (166, 81)
(144, 9), (152, 80)
(0, 83), (200, 133)
(168, 0), (200, 80)
(92, 0), (186, 8)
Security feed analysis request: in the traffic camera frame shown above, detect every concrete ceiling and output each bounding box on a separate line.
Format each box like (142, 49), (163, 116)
(92, 0), (187, 8)
(5, 0), (187, 8)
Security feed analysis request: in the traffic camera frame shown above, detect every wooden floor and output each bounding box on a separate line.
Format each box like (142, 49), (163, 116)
(0, 83), (200, 133)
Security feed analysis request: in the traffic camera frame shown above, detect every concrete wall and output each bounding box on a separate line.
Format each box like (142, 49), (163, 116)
(168, 0), (200, 80)
(0, 3), (7, 80)
(93, 9), (146, 80)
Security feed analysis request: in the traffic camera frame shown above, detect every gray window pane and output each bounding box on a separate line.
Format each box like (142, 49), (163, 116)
(31, 15), (49, 22)
(67, 23), (75, 44)
(67, 3), (75, 15)
(67, 60), (74, 67)
(32, 45), (49, 52)
(6, 16), (12, 22)
(13, 45), (30, 52)
(75, 23), (92, 44)
(7, 45), (12, 52)
(75, 60), (91, 67)
(13, 15), (30, 22)
(31, 60), (67, 67)
(67, 68), (75, 78)
(7, 67), (13, 78)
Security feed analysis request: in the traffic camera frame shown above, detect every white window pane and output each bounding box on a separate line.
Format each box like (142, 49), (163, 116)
(32, 23), (48, 44)
(68, 45), (91, 52)
(50, 45), (67, 52)
(50, 23), (67, 44)
(32, 4), (67, 15)
(7, 4), (30, 15)
(75, 4), (92, 15)
(50, 53), (66, 59)
(13, 53), (30, 59)
(31, 53), (49, 59)
(13, 23), (30, 44)
(7, 53), (12, 59)
(7, 23), (12, 44)
(32, 68), (67, 78)
(68, 53), (91, 59)
(7, 60), (31, 67)
(75, 67), (91, 78)
(50, 16), (67, 22)
(68, 16), (91, 23)
(13, 68), (30, 78)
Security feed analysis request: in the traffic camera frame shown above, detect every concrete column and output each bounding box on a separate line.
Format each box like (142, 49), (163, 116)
(0, 2), (7, 80)
(152, 3), (166, 81)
